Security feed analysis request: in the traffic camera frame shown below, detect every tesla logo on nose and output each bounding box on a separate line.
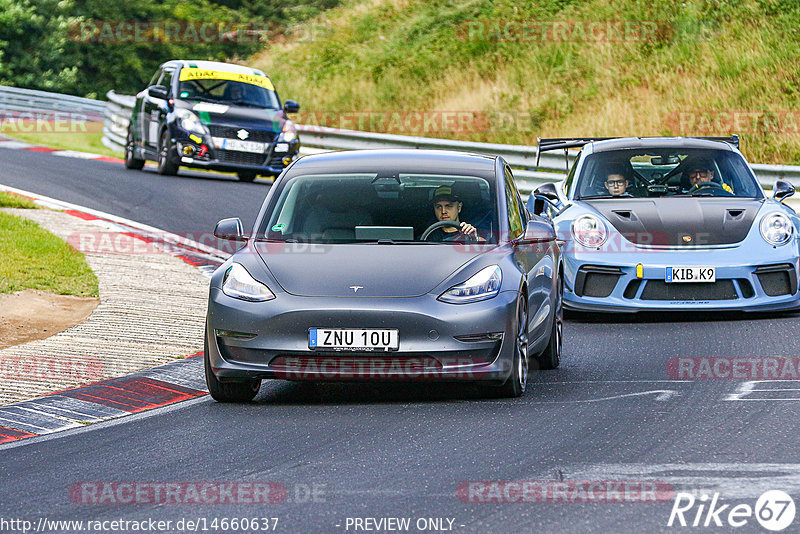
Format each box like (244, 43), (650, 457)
(350, 286), (363, 293)
(237, 129), (249, 140)
(682, 235), (692, 243)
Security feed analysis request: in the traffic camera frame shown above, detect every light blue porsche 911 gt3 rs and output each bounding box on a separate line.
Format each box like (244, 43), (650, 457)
(527, 136), (799, 313)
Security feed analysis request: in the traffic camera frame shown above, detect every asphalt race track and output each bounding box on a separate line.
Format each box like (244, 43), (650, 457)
(1, 149), (800, 533)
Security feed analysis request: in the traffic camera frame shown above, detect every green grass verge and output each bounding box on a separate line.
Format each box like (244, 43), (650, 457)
(0, 127), (121, 159)
(0, 212), (99, 297)
(0, 191), (38, 209)
(252, 0), (800, 164)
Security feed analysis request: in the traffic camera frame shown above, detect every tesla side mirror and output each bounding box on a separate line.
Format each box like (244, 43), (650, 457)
(519, 219), (556, 244)
(147, 85), (169, 100)
(214, 218), (246, 241)
(284, 100), (300, 114)
(774, 180), (795, 203)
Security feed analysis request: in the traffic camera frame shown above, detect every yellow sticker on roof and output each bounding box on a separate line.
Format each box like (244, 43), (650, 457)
(179, 69), (274, 91)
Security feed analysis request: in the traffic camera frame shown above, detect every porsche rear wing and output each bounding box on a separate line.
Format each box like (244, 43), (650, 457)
(535, 135), (740, 171)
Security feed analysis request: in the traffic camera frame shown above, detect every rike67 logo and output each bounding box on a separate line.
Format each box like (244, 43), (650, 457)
(668, 490), (796, 531)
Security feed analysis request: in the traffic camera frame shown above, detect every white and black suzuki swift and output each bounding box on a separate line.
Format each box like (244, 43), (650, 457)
(125, 59), (300, 182)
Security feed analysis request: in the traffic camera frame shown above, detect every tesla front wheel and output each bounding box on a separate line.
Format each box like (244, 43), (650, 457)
(204, 334), (261, 402)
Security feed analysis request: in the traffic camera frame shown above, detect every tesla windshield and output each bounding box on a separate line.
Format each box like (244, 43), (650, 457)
(576, 148), (763, 199)
(260, 173), (498, 243)
(177, 79), (281, 109)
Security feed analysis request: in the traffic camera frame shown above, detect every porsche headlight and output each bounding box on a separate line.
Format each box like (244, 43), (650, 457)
(279, 120), (297, 143)
(571, 215), (608, 248)
(760, 212), (794, 246)
(222, 263), (275, 302)
(175, 109), (209, 135)
(438, 265), (502, 304)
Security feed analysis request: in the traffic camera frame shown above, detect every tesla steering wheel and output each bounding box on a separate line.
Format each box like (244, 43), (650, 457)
(420, 221), (478, 242)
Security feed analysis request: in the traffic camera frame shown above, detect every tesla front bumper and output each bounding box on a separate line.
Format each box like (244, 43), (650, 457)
(562, 245), (800, 313)
(206, 288), (520, 383)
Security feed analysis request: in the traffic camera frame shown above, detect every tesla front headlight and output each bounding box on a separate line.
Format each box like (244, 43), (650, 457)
(760, 212), (794, 246)
(222, 263), (275, 302)
(279, 120), (297, 143)
(175, 109), (209, 135)
(571, 215), (608, 248)
(438, 265), (502, 304)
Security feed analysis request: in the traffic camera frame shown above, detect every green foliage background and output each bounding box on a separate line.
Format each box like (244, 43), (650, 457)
(0, 0), (338, 98)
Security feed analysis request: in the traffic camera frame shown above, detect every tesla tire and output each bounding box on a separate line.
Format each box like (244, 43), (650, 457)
(204, 333), (261, 402)
(535, 277), (562, 370)
(490, 295), (528, 398)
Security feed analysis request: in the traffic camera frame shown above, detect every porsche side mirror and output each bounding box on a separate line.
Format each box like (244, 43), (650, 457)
(534, 182), (559, 201)
(518, 219), (556, 244)
(774, 180), (795, 203)
(147, 85), (169, 100)
(284, 100), (300, 114)
(214, 218), (246, 241)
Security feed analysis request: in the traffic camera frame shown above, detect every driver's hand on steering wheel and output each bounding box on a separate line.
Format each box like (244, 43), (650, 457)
(460, 222), (477, 236)
(459, 222), (486, 242)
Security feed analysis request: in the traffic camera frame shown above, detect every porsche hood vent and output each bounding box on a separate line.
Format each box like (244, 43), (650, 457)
(584, 198), (761, 246)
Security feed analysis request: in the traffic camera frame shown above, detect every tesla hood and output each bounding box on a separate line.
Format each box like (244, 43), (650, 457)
(254, 242), (492, 297)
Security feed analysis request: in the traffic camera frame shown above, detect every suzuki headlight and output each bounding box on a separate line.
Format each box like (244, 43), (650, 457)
(175, 109), (209, 135)
(438, 265), (502, 304)
(571, 215), (608, 248)
(222, 263), (275, 302)
(279, 120), (297, 143)
(760, 212), (794, 246)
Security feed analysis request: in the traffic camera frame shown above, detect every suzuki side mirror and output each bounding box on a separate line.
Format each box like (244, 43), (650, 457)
(147, 85), (169, 100)
(284, 100), (300, 114)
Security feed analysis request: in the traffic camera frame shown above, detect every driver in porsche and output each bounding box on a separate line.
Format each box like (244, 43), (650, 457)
(426, 186), (485, 242)
(685, 160), (734, 194)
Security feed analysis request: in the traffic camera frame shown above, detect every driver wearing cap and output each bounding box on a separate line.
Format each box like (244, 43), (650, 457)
(426, 186), (485, 242)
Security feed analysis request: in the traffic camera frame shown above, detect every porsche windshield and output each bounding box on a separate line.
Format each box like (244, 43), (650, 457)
(575, 148), (763, 199)
(177, 79), (281, 109)
(259, 173), (498, 244)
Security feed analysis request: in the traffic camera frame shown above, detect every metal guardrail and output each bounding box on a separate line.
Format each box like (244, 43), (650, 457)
(4, 86), (797, 194)
(0, 85), (105, 119)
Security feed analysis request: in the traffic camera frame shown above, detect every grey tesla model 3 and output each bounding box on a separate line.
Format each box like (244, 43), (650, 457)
(205, 149), (563, 401)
